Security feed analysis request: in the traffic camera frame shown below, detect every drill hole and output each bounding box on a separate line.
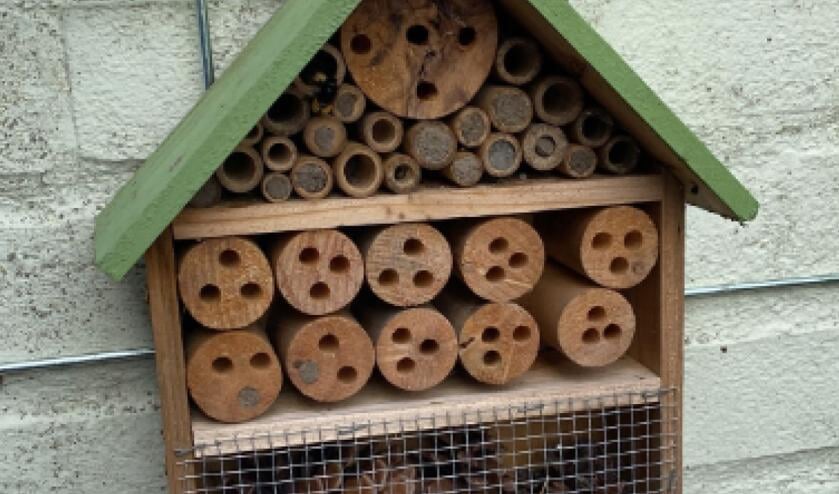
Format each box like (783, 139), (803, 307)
(299, 247), (319, 265)
(416, 81), (438, 101)
(420, 339), (440, 355)
(337, 366), (357, 383)
(582, 328), (601, 344)
(458, 26), (477, 46)
(378, 269), (399, 286)
(604, 324), (622, 340)
(199, 284), (221, 303)
(310, 282), (331, 300)
(406, 24), (430, 45)
(486, 266), (506, 282)
(344, 153), (377, 188)
(371, 119), (396, 144)
(219, 249), (241, 267)
(483, 350), (502, 367)
(222, 151), (258, 182)
(509, 253), (528, 268)
(267, 93), (305, 124)
(489, 237), (509, 254)
(403, 238), (425, 256)
(513, 326), (532, 342)
(350, 34), (372, 55)
(212, 357), (233, 373)
(413, 270), (434, 288)
(482, 327), (500, 343)
(591, 232), (612, 250)
(610, 257), (629, 275)
(319, 334), (339, 353)
(396, 357), (416, 374)
(240, 283), (262, 299)
(624, 230), (643, 249)
(329, 255), (350, 274)
(588, 306), (607, 322)
(250, 353), (271, 369)
(392, 327), (412, 344)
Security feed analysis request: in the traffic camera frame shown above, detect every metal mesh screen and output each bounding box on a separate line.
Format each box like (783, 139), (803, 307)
(178, 388), (676, 494)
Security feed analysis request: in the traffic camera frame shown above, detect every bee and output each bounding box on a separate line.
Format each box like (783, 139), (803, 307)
(311, 72), (339, 115)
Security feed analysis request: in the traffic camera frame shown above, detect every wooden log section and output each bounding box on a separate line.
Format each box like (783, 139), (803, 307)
(435, 285), (539, 385)
(558, 144), (597, 179)
(186, 325), (282, 423)
(448, 216), (544, 302)
(261, 135), (298, 172)
(334, 84), (367, 124)
(517, 263), (636, 368)
(291, 155), (333, 200)
(341, 0), (498, 119)
(271, 229), (364, 315)
(356, 303), (457, 392)
(530, 76), (584, 126)
(178, 237), (274, 330)
(215, 146), (264, 194)
(303, 116), (348, 158)
(569, 107), (614, 148)
(383, 153), (421, 194)
(293, 43), (347, 97)
(272, 310), (374, 402)
(240, 122), (264, 147)
(188, 176), (222, 208)
(480, 133), (523, 178)
(521, 123), (569, 172)
(476, 85), (534, 134)
(333, 142), (384, 198)
(404, 121), (457, 171)
(538, 206), (660, 290)
(443, 151), (483, 187)
(261, 88), (311, 136)
(360, 111), (404, 154)
(359, 222), (452, 307)
(260, 172), (292, 203)
(494, 37), (543, 86)
(598, 135), (641, 175)
(449, 106), (491, 149)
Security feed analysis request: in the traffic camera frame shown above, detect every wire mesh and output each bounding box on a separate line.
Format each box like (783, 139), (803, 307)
(178, 388), (676, 494)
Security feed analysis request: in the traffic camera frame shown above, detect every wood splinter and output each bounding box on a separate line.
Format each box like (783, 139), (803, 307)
(521, 123), (569, 172)
(304, 116), (348, 158)
(360, 111), (404, 154)
(480, 133), (523, 178)
(443, 151), (483, 187)
(495, 37), (543, 86)
(530, 76), (584, 126)
(597, 135), (641, 175)
(383, 153), (421, 194)
(404, 121), (457, 171)
(476, 85), (534, 134)
(260, 172), (292, 203)
(261, 88), (311, 136)
(215, 146), (264, 194)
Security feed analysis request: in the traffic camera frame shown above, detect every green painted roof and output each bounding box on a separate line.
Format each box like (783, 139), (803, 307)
(94, 0), (758, 280)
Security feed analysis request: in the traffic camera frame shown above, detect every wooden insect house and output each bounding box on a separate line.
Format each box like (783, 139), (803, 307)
(94, 1), (758, 493)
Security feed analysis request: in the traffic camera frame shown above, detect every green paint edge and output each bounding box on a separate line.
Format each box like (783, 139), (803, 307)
(94, 0), (360, 280)
(529, 0), (758, 222)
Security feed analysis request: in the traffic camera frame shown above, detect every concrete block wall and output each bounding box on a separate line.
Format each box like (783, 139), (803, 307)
(0, 0), (836, 492)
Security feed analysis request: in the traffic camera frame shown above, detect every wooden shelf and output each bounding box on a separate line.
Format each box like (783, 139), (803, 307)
(174, 174), (663, 240)
(191, 356), (660, 456)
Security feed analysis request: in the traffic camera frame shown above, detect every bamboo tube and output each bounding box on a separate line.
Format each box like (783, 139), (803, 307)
(442, 151), (483, 187)
(215, 146), (264, 194)
(479, 133), (523, 178)
(270, 229), (364, 315)
(303, 116), (348, 158)
(261, 135), (298, 172)
(355, 302), (457, 392)
(188, 176), (222, 208)
(240, 122), (264, 147)
(260, 172), (292, 203)
(449, 106), (491, 149)
(178, 237), (274, 330)
(290, 155), (334, 199)
(186, 324), (282, 423)
(447, 216), (544, 302)
(517, 262), (636, 367)
(272, 310), (374, 403)
(569, 107), (614, 148)
(358, 223), (452, 307)
(530, 76), (584, 126)
(404, 121), (457, 170)
(334, 84), (367, 123)
(597, 135), (641, 175)
(537, 206), (659, 289)
(435, 284), (539, 385)
(333, 142), (384, 198)
(382, 153), (421, 194)
(521, 123), (568, 171)
(476, 85), (534, 134)
(558, 144), (597, 178)
(293, 43), (347, 97)
(494, 37), (543, 86)
(261, 88), (311, 136)
(360, 111), (404, 154)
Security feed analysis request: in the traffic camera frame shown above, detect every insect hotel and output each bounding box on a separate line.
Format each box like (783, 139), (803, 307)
(94, 0), (758, 493)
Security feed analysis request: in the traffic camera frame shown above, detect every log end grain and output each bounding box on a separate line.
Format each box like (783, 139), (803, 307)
(558, 144), (597, 179)
(556, 288), (636, 367)
(570, 107), (614, 148)
(450, 106), (491, 148)
(261, 136), (298, 172)
(291, 155), (334, 199)
(530, 76), (584, 126)
(521, 123), (569, 172)
(333, 142), (384, 198)
(480, 133), (523, 178)
(304, 116), (348, 158)
(215, 146), (264, 194)
(495, 37), (543, 86)
(383, 153), (422, 194)
(404, 121), (457, 170)
(361, 111), (404, 154)
(261, 89), (311, 136)
(443, 151), (484, 187)
(597, 135), (641, 175)
(261, 172), (293, 203)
